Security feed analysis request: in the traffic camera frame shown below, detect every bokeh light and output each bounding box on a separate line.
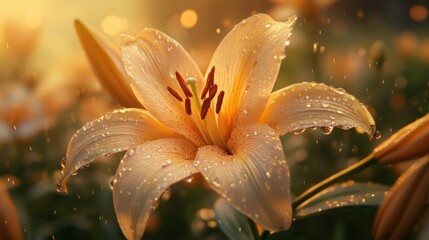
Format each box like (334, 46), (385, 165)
(180, 9), (198, 28)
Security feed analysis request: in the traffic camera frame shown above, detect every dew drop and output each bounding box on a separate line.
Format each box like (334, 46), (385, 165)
(152, 198), (160, 210)
(212, 178), (221, 188)
(162, 160), (172, 168)
(265, 23), (271, 28)
(265, 171), (271, 178)
(321, 126), (334, 135)
(292, 129), (306, 135)
(60, 157), (67, 168)
(56, 181), (65, 193)
(110, 178), (118, 189)
(185, 176), (194, 183)
(374, 130), (381, 140)
(322, 101), (330, 108)
(104, 111), (113, 119)
(336, 88), (346, 95)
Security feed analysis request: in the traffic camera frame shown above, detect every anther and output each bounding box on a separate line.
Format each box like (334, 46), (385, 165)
(185, 98), (192, 115)
(200, 98), (211, 119)
(175, 72), (193, 98)
(167, 87), (183, 102)
(208, 84), (218, 100)
(201, 66), (215, 99)
(216, 91), (225, 114)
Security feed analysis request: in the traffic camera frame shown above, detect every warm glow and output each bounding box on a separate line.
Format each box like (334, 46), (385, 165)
(102, 15), (128, 35)
(409, 5), (428, 22)
(180, 9), (198, 29)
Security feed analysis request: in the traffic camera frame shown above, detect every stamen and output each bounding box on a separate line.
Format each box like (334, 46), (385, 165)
(175, 72), (193, 98)
(185, 98), (192, 115)
(208, 84), (218, 100)
(200, 98), (211, 119)
(216, 91), (225, 114)
(201, 66), (215, 99)
(167, 87), (183, 102)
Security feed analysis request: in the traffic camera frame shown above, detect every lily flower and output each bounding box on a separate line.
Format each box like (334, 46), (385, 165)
(373, 156), (429, 240)
(58, 14), (376, 239)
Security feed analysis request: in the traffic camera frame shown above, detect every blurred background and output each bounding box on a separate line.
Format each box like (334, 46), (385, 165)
(0, 0), (428, 239)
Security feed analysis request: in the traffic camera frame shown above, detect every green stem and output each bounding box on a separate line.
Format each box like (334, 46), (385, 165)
(292, 153), (377, 209)
(259, 154), (377, 239)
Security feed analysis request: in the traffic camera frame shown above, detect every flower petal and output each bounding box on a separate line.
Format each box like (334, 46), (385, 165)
(373, 113), (429, 164)
(122, 29), (205, 146)
(373, 156), (429, 240)
(195, 124), (292, 231)
(112, 138), (198, 240)
(208, 14), (296, 138)
(259, 82), (376, 137)
(58, 108), (178, 192)
(0, 182), (24, 240)
(74, 20), (142, 108)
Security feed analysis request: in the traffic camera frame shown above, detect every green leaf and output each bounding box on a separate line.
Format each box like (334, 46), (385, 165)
(213, 198), (256, 240)
(294, 181), (389, 218)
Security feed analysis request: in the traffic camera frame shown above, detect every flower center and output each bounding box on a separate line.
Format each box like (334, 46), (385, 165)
(167, 66), (227, 149)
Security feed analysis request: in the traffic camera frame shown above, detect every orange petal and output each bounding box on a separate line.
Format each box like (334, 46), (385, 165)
(373, 114), (429, 164)
(373, 156), (429, 240)
(75, 20), (142, 108)
(0, 182), (23, 240)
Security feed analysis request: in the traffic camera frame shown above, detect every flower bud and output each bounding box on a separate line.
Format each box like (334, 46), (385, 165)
(373, 114), (429, 164)
(373, 156), (429, 240)
(74, 20), (142, 108)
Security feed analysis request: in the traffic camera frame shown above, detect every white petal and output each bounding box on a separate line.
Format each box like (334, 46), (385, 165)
(58, 108), (178, 192)
(195, 124), (292, 231)
(259, 82), (376, 137)
(207, 14), (296, 137)
(112, 138), (198, 240)
(122, 29), (205, 146)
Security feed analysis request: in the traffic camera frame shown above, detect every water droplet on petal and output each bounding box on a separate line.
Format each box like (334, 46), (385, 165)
(184, 176), (194, 183)
(322, 101), (330, 107)
(374, 130), (381, 140)
(105, 111), (113, 119)
(336, 88), (346, 95)
(292, 129), (306, 135)
(152, 198), (160, 210)
(162, 160), (172, 168)
(60, 157), (67, 168)
(321, 126), (334, 135)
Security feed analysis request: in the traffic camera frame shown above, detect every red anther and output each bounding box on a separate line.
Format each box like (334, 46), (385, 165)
(167, 87), (183, 102)
(200, 98), (211, 119)
(208, 84), (218, 100)
(201, 66), (215, 99)
(216, 91), (225, 114)
(185, 98), (192, 115)
(175, 72), (193, 98)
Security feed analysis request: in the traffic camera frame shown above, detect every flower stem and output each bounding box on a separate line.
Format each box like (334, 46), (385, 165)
(292, 153), (377, 209)
(259, 154), (377, 239)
